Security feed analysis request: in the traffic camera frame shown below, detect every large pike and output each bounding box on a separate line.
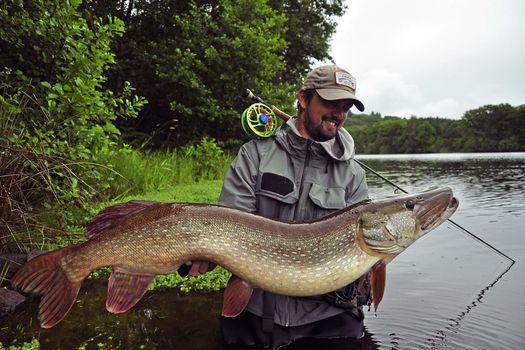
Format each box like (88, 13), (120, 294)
(12, 187), (458, 328)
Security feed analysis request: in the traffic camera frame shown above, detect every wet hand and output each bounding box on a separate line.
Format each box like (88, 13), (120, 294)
(178, 261), (216, 277)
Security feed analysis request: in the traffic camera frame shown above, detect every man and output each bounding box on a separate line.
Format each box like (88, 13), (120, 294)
(214, 64), (372, 349)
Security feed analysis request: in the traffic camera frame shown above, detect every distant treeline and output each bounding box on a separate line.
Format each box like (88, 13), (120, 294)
(347, 104), (525, 154)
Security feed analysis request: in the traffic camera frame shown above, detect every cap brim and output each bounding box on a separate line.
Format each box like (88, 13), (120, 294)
(316, 88), (365, 112)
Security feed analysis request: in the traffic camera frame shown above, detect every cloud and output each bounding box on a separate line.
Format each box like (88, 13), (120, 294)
(330, 0), (525, 119)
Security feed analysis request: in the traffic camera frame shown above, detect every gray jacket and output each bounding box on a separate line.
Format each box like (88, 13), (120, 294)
(218, 118), (369, 327)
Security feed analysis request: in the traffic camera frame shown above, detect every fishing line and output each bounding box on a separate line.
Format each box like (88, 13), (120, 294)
(424, 256), (514, 349)
(241, 89), (515, 265)
(354, 158), (516, 265)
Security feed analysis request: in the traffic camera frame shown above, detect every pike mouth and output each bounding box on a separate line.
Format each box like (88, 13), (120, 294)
(417, 193), (458, 231)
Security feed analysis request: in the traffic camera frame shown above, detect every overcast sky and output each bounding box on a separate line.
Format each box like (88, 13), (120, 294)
(329, 0), (525, 119)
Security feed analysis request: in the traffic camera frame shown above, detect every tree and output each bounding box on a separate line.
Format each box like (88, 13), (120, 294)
(461, 104), (524, 152)
(81, 0), (347, 148)
(268, 0), (346, 81)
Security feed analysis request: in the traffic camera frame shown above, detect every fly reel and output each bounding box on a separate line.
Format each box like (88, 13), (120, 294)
(241, 102), (279, 138)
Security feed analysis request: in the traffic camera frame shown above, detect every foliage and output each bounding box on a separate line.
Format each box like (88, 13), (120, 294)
(461, 104), (525, 152)
(80, 0), (346, 148)
(2, 143), (230, 252)
(0, 0), (145, 251)
(268, 0), (346, 82)
(101, 138), (231, 199)
(182, 137), (226, 180)
(0, 338), (39, 350)
(347, 104), (524, 154)
(151, 266), (231, 293)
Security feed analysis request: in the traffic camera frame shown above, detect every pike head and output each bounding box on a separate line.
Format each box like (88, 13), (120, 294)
(357, 187), (459, 259)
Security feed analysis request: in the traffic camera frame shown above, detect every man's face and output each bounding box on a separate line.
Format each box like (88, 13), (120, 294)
(300, 91), (353, 142)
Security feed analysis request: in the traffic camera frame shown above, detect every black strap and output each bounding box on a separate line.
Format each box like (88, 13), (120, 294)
(261, 292), (276, 347)
(262, 292), (275, 333)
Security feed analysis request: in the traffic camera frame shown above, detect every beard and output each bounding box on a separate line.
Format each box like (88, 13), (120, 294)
(303, 108), (339, 142)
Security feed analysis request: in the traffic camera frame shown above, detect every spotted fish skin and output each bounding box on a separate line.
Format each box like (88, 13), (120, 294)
(12, 187), (458, 328)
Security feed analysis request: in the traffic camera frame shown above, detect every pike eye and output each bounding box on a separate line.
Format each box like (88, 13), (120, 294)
(405, 200), (415, 210)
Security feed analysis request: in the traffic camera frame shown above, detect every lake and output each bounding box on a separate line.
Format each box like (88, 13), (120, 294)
(1, 152), (524, 349)
(354, 152), (525, 350)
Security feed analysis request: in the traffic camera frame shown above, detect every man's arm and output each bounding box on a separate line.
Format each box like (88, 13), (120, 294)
(218, 141), (260, 211)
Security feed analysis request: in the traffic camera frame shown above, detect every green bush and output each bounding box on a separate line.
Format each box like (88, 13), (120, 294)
(182, 137), (227, 181)
(0, 338), (39, 350)
(0, 1), (145, 251)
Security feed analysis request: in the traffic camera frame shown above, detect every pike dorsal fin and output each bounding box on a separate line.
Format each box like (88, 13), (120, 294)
(86, 200), (161, 238)
(222, 275), (253, 317)
(106, 267), (155, 314)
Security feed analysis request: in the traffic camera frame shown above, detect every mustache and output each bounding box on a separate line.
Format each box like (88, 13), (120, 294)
(322, 116), (342, 124)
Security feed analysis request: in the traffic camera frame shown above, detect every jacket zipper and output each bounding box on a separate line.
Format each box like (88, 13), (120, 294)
(294, 140), (312, 221)
(285, 140), (312, 327)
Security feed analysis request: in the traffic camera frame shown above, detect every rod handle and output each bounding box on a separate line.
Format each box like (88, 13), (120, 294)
(242, 89), (291, 121)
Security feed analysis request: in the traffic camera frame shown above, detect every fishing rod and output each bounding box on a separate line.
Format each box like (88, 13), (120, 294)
(241, 88), (515, 265)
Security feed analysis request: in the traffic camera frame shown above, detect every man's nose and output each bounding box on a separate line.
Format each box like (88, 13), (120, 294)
(333, 106), (348, 117)
(332, 102), (351, 116)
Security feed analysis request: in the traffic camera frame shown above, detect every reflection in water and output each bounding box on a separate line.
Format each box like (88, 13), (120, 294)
(424, 260), (515, 349)
(1, 153), (524, 349)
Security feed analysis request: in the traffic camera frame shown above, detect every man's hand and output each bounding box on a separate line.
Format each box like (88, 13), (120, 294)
(178, 261), (216, 277)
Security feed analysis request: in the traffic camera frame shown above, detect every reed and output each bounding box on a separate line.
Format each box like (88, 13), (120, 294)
(103, 141), (232, 200)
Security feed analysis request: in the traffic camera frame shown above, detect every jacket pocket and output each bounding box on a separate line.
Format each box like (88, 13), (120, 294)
(255, 172), (299, 204)
(308, 183), (346, 210)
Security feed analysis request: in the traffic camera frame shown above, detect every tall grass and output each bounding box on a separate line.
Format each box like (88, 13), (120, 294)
(104, 138), (232, 200)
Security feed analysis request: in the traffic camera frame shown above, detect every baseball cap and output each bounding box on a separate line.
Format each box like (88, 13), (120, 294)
(302, 65), (365, 112)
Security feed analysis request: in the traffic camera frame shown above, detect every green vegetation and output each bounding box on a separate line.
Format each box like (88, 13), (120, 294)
(151, 266), (231, 293)
(80, 0), (346, 148)
(0, 0), (145, 250)
(347, 104), (525, 154)
(0, 338), (39, 350)
(102, 138), (230, 200)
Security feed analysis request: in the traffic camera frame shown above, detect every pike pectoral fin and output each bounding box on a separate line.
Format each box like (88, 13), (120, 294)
(106, 267), (154, 314)
(371, 260), (387, 312)
(86, 200), (161, 238)
(221, 275), (253, 317)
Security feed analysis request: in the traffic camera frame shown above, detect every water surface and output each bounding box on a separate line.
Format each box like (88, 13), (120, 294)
(355, 152), (524, 350)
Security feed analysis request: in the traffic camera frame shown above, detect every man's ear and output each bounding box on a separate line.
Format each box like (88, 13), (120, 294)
(297, 89), (308, 110)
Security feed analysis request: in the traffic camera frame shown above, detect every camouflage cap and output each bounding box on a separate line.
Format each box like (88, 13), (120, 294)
(302, 65), (365, 112)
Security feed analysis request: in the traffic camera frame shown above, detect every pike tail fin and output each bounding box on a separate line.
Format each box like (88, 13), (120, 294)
(11, 250), (83, 328)
(370, 260), (386, 311)
(106, 267), (154, 313)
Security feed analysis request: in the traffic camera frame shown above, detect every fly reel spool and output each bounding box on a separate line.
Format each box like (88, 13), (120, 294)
(241, 102), (279, 138)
